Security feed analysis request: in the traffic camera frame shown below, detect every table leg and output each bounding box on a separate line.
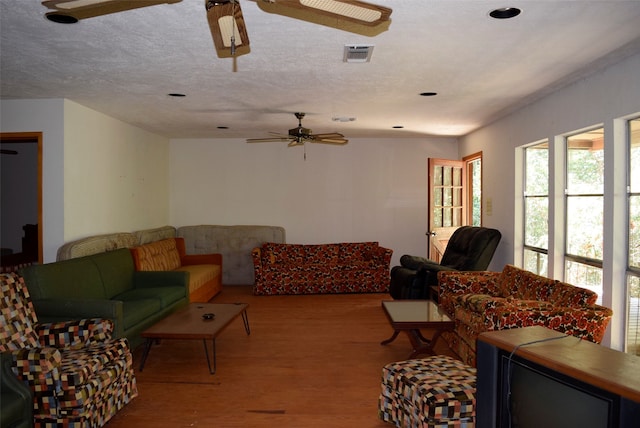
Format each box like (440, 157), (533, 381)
(203, 338), (217, 375)
(139, 338), (153, 372)
(241, 310), (251, 335)
(381, 330), (401, 345)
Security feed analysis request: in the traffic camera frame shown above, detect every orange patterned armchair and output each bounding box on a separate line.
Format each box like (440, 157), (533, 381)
(0, 272), (138, 427)
(438, 265), (613, 367)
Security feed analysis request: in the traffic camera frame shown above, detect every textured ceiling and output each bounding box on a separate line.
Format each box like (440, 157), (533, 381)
(2, 0), (640, 140)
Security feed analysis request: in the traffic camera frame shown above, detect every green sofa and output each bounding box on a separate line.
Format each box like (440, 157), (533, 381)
(1, 352), (33, 428)
(21, 248), (188, 348)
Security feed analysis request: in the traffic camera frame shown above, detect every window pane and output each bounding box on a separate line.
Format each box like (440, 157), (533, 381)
(525, 196), (548, 249)
(524, 249), (548, 276)
(566, 196), (603, 259)
(470, 159), (482, 226)
(631, 194), (640, 269)
(567, 130), (604, 195)
(630, 118), (640, 269)
(565, 260), (602, 304)
(628, 274), (640, 356)
(525, 144), (548, 195)
(524, 142), (549, 260)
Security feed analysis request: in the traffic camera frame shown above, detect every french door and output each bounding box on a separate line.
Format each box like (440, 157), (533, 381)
(427, 158), (466, 261)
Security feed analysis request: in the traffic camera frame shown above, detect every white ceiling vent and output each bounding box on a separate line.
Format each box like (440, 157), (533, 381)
(343, 44), (374, 63)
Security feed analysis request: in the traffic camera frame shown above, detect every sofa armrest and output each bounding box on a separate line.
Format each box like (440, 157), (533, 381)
(438, 271), (502, 316)
(32, 299), (125, 339)
(7, 347), (61, 376)
(35, 318), (114, 348)
(0, 352), (33, 423)
(478, 305), (614, 343)
(133, 270), (189, 288)
(372, 246), (393, 266)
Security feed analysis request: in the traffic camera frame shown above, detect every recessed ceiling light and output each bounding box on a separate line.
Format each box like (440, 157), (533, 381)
(489, 7), (521, 19)
(332, 116), (357, 122)
(45, 13), (78, 24)
(420, 92), (437, 97)
(392, 125), (404, 129)
(167, 93), (186, 97)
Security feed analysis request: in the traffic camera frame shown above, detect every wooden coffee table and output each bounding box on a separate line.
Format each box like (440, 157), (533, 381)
(381, 300), (454, 358)
(139, 302), (250, 374)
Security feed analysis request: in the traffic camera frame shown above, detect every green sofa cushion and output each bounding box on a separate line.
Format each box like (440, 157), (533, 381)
(118, 298), (162, 330)
(22, 256), (107, 300)
(90, 249), (136, 298)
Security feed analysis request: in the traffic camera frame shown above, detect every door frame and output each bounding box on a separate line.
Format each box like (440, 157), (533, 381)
(1, 132), (43, 264)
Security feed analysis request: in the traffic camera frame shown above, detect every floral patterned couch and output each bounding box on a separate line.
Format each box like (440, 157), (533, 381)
(438, 264), (613, 367)
(252, 242), (393, 295)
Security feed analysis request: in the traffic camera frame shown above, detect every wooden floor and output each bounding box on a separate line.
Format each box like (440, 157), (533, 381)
(106, 286), (456, 427)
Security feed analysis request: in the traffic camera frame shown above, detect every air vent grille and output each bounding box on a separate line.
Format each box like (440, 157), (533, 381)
(343, 44), (374, 63)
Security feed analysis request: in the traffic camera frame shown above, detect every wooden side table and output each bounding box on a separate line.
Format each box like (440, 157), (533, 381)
(381, 300), (454, 358)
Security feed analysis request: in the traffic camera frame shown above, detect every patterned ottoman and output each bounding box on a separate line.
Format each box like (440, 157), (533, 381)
(379, 355), (477, 428)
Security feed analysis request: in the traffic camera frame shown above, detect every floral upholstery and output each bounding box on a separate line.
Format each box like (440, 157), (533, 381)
(379, 355), (476, 428)
(438, 265), (613, 367)
(252, 242), (393, 295)
(0, 272), (138, 427)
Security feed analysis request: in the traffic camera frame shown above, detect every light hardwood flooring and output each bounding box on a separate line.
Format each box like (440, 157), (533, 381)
(107, 286), (456, 428)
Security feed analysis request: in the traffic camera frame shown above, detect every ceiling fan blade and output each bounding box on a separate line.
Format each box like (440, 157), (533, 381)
(257, 0), (392, 36)
(313, 138), (348, 145)
(312, 133), (345, 139)
(41, 0), (181, 22)
(246, 137), (292, 143)
(206, 0), (251, 58)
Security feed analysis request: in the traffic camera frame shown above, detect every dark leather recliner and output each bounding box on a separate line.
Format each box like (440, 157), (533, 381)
(389, 226), (501, 299)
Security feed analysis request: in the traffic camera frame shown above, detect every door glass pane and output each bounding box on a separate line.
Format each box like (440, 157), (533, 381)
(434, 166), (443, 186)
(435, 188), (442, 207)
(453, 208), (462, 226)
(443, 167), (452, 186)
(434, 208), (442, 227)
(453, 167), (462, 186)
(443, 208), (452, 227)
(453, 188), (462, 207)
(444, 188), (452, 207)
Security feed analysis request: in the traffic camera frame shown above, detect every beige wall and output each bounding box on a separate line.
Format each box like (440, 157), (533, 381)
(169, 137), (458, 267)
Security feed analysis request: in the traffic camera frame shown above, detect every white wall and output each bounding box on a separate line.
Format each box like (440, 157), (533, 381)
(460, 51), (640, 270)
(63, 101), (170, 240)
(0, 99), (170, 262)
(169, 137), (458, 266)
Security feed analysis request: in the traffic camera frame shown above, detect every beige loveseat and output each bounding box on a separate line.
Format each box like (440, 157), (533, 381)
(56, 225), (286, 286)
(438, 264), (613, 367)
(129, 237), (222, 302)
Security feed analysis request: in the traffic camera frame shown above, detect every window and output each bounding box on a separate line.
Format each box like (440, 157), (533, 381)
(523, 142), (549, 276)
(565, 128), (605, 302)
(627, 117), (640, 356)
(464, 152), (482, 227)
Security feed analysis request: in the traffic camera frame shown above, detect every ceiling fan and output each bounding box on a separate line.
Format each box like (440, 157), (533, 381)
(41, 0), (392, 58)
(247, 112), (348, 147)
